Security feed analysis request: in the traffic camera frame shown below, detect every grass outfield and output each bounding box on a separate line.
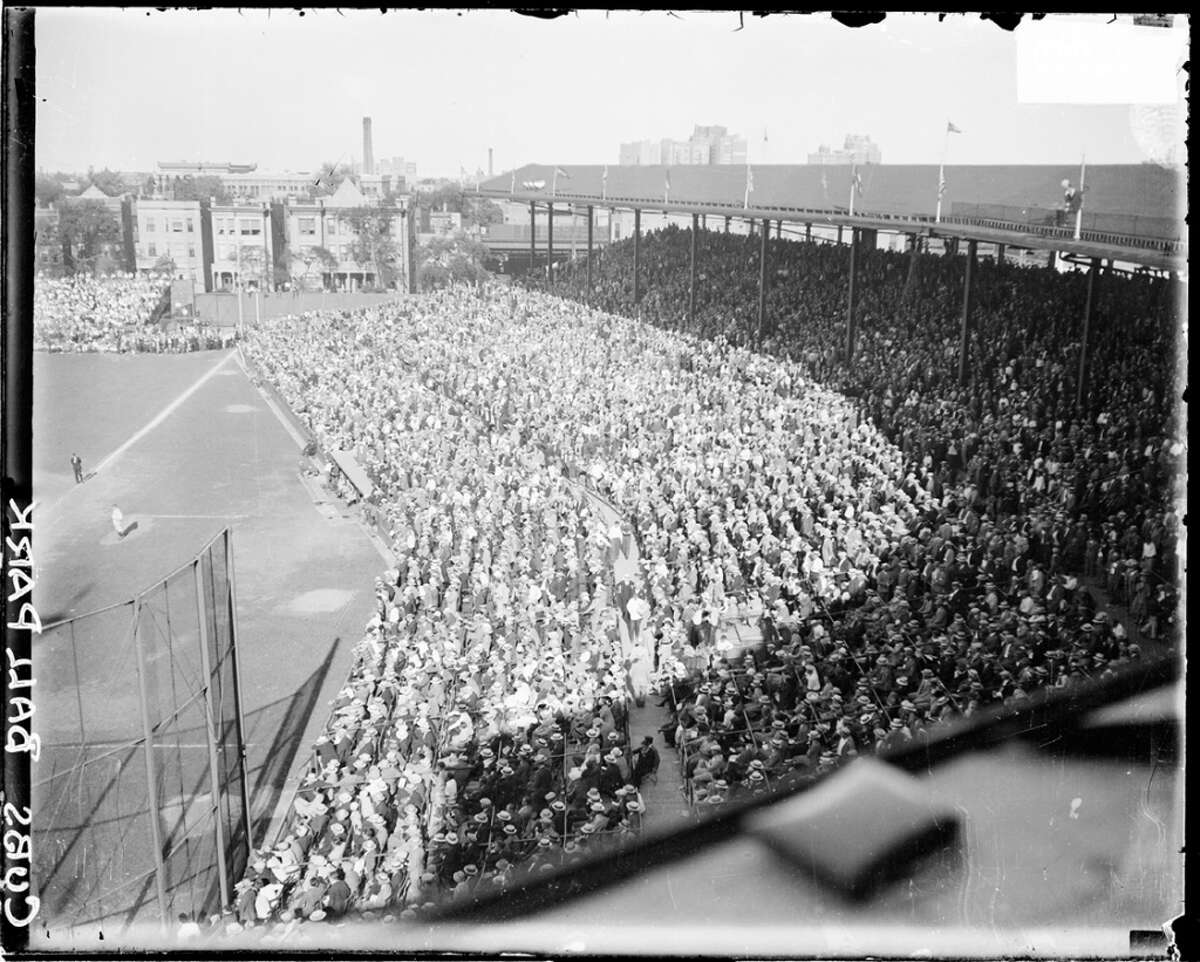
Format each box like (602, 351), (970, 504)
(31, 349), (384, 927)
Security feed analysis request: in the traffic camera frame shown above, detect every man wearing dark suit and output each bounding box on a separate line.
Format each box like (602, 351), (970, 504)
(631, 736), (660, 787)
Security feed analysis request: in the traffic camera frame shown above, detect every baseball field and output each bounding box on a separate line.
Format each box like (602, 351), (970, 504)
(31, 347), (384, 932)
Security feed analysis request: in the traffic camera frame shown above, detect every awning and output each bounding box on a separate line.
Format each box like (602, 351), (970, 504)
(330, 449), (375, 500)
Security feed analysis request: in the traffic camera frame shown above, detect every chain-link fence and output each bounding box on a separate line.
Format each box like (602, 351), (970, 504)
(33, 529), (250, 932)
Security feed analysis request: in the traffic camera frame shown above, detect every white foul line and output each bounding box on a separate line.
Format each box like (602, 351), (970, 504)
(139, 514), (251, 520)
(92, 351), (234, 476)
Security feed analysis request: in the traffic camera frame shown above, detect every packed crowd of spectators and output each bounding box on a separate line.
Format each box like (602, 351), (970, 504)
(238, 302), (655, 925)
(34, 273), (235, 353)
(232, 221), (1181, 922)
(527, 231), (1182, 802)
(539, 227), (1182, 639)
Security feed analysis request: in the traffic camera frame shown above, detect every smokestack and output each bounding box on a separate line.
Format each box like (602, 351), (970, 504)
(362, 117), (374, 175)
(488, 148), (494, 178)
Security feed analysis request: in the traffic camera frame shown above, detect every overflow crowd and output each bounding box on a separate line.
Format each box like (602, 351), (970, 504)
(217, 223), (1180, 932)
(34, 274), (235, 353)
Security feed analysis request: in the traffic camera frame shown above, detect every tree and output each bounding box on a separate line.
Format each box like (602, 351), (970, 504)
(309, 161), (350, 199)
(173, 174), (230, 204)
(57, 200), (122, 275)
(293, 244), (338, 290)
(416, 231), (490, 292)
(35, 173), (64, 208)
(344, 206), (400, 289)
(463, 197), (503, 229)
(153, 253), (177, 276)
(86, 167), (127, 197)
(237, 243), (270, 291)
(424, 183), (463, 215)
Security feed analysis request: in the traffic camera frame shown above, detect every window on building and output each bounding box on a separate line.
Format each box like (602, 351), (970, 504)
(187, 220), (194, 233)
(145, 218), (156, 232)
(148, 242), (157, 257)
(171, 220), (184, 233)
(327, 220), (337, 236)
(299, 217), (317, 236)
(187, 244), (196, 258)
(240, 219), (260, 236)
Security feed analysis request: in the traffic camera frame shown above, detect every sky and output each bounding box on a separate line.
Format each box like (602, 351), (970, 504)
(34, 10), (1188, 178)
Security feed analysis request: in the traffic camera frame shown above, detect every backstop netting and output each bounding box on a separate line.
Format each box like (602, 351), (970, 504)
(33, 529), (250, 932)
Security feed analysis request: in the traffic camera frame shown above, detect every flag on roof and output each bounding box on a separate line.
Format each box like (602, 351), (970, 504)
(555, 166), (570, 178)
(947, 121), (963, 134)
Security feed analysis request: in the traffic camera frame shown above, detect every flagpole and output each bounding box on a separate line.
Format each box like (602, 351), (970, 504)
(552, 167), (558, 198)
(935, 126), (949, 224)
(1073, 154), (1086, 241)
(849, 164), (856, 218)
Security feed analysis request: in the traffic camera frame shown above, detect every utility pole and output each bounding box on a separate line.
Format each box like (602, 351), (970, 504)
(235, 240), (244, 339)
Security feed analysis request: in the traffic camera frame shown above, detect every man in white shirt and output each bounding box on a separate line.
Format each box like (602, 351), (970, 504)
(626, 594), (651, 650)
(111, 504), (126, 538)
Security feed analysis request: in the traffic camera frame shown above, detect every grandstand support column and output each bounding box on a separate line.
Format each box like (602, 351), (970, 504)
(633, 208), (641, 310)
(838, 224), (844, 246)
(776, 220), (783, 240)
(957, 239), (977, 386)
(996, 243), (1006, 264)
(586, 205), (594, 300)
(1047, 250), (1056, 271)
(547, 203), (554, 285)
(845, 228), (858, 363)
(757, 221), (769, 347)
(131, 600), (170, 924)
(903, 233), (919, 301)
(805, 222), (812, 243)
(1077, 256), (1100, 409)
(529, 201), (536, 277)
(725, 215), (730, 233)
(194, 561), (231, 910)
(689, 213), (698, 331)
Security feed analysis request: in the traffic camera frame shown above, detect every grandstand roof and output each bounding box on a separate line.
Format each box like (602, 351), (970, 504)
(477, 163), (1185, 269)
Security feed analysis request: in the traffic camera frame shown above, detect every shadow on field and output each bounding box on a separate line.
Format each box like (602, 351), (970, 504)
(36, 636), (342, 931)
(244, 636), (343, 844)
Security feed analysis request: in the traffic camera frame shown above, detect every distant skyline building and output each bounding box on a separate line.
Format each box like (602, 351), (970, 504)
(808, 134), (882, 165)
(619, 124), (747, 166)
(376, 156), (417, 181)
